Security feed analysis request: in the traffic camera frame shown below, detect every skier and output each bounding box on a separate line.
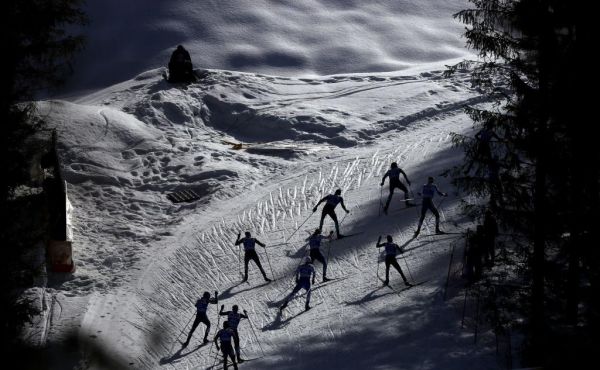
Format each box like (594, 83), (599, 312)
(279, 256), (316, 312)
(219, 304), (248, 363)
(214, 321), (238, 370)
(376, 235), (413, 287)
(483, 209), (499, 266)
(235, 231), (271, 283)
(414, 177), (448, 236)
(313, 189), (350, 238)
(380, 162), (413, 214)
(182, 291), (218, 348)
(307, 228), (334, 282)
(168, 45), (196, 83)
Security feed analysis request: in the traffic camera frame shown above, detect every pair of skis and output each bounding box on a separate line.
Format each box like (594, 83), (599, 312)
(378, 277), (428, 294)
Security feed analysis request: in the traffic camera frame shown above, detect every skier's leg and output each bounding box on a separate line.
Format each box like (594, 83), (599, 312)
(384, 257), (391, 284)
(230, 350), (238, 370)
(430, 204), (441, 232)
(391, 258), (410, 285)
(183, 314), (201, 346)
(250, 251), (268, 278)
(311, 250), (327, 278)
(384, 186), (395, 211)
(328, 209), (341, 237)
(222, 347), (228, 370)
(200, 314), (210, 342)
(415, 204), (428, 235)
(243, 251), (251, 281)
(319, 210), (327, 230)
(398, 183), (410, 206)
(233, 329), (241, 361)
(305, 282), (312, 309)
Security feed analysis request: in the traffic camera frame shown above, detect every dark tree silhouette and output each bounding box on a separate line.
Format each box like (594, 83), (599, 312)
(448, 0), (586, 367)
(1, 0), (86, 365)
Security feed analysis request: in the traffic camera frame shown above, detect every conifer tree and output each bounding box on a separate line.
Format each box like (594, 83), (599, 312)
(449, 0), (582, 366)
(1, 0), (86, 360)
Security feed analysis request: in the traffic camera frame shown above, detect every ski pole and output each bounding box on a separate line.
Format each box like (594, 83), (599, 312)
(339, 207), (352, 227)
(401, 254), (415, 283)
(379, 186), (383, 216)
(264, 246), (275, 279)
(425, 197), (447, 233)
(285, 212), (314, 243)
(209, 309), (222, 369)
(325, 231), (335, 262)
(168, 311), (195, 354)
(247, 317), (266, 357)
(375, 236), (381, 286)
(376, 252), (380, 285)
(238, 244), (242, 279)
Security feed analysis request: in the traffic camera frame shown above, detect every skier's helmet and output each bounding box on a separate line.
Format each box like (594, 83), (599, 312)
(202, 291), (210, 298)
(223, 321), (229, 328)
(386, 235), (393, 242)
(428, 176), (434, 183)
(303, 256), (312, 264)
(245, 231), (251, 237)
(391, 162), (398, 168)
(314, 228), (321, 234)
(335, 189), (341, 195)
(232, 305), (239, 311)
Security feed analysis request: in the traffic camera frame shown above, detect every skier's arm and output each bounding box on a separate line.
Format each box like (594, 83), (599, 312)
(400, 169), (411, 186)
(340, 198), (349, 213)
(241, 310), (249, 319)
(219, 305), (227, 316)
(435, 185), (448, 197)
(380, 171), (389, 186)
(234, 232), (242, 245)
(313, 197), (327, 212)
(255, 239), (266, 248)
(210, 291), (218, 304)
(376, 236), (383, 248)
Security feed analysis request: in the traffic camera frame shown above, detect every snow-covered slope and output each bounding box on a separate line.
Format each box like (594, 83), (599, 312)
(29, 1), (506, 368)
(65, 0), (472, 93)
(37, 65), (500, 369)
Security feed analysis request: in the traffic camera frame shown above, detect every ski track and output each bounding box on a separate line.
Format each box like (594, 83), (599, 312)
(138, 125), (473, 369)
(44, 68), (501, 369)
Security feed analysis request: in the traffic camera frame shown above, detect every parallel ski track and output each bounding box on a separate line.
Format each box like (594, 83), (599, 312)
(137, 118), (470, 369)
(81, 68), (491, 369)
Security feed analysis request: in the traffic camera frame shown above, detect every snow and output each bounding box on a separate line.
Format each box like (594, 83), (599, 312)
(63, 0), (472, 94)
(30, 1), (504, 369)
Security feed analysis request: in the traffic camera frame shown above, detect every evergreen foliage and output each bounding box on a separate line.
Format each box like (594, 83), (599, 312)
(1, 0), (86, 361)
(448, 0), (590, 367)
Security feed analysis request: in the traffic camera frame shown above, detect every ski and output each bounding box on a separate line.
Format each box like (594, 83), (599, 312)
(335, 231), (364, 240)
(317, 275), (349, 286)
(415, 231), (462, 238)
(206, 356), (263, 369)
(378, 278), (428, 294)
(280, 302), (323, 320)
